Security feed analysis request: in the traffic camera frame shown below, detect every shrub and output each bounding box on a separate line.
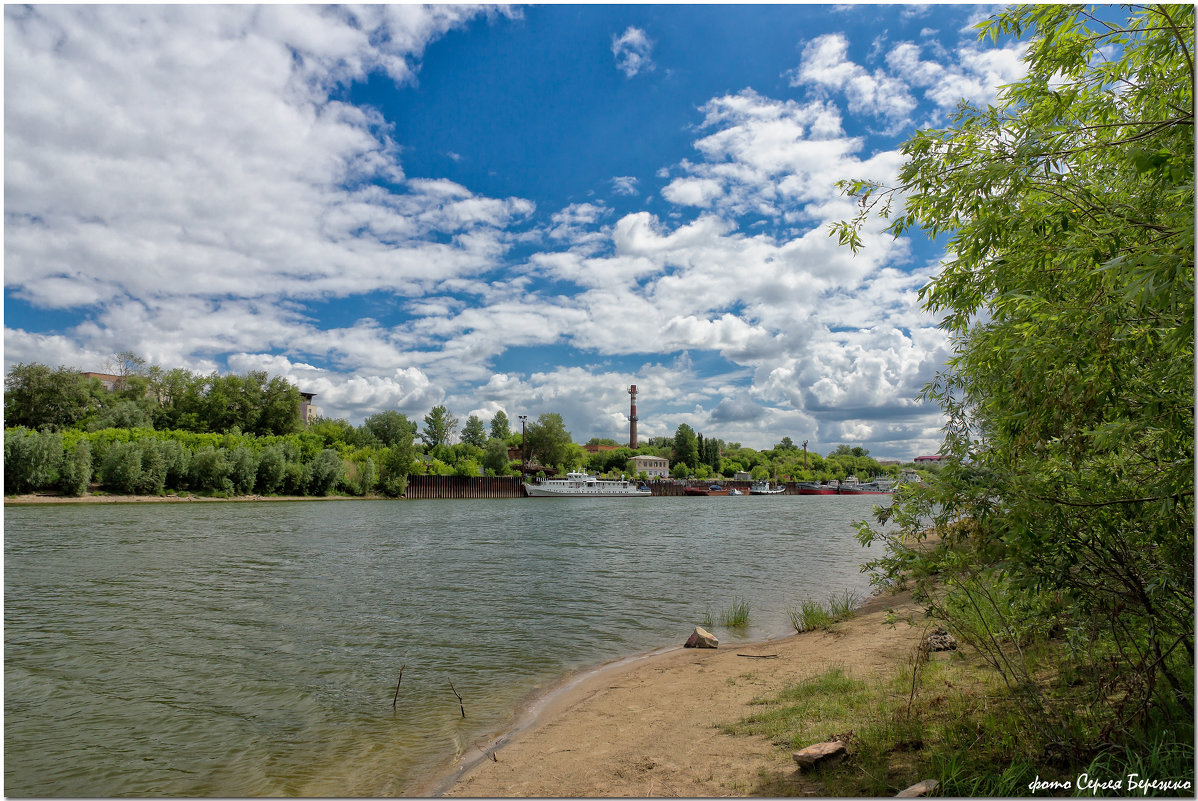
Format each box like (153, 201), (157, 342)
(99, 440), (143, 494)
(59, 439), (92, 496)
(136, 441), (167, 495)
(357, 457), (377, 496)
(281, 460), (308, 496)
(190, 445), (233, 494)
(255, 445), (286, 494)
(308, 448), (343, 496)
(4, 428), (63, 494)
(229, 446), (258, 495)
(159, 439), (190, 490)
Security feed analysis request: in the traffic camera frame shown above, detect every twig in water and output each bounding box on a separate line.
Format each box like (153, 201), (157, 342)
(477, 743), (498, 762)
(450, 680), (466, 718)
(392, 664), (406, 710)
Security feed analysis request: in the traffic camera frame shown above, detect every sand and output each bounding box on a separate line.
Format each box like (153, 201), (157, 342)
(435, 589), (928, 798)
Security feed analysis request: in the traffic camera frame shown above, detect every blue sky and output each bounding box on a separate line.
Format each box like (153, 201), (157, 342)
(4, 4), (1028, 458)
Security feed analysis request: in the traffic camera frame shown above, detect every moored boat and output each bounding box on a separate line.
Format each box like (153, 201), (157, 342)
(524, 472), (653, 497)
(837, 475), (894, 495)
(796, 481), (839, 495)
(684, 483), (732, 496)
(749, 480), (785, 495)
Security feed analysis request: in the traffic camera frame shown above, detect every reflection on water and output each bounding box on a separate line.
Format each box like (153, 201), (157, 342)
(5, 496), (882, 796)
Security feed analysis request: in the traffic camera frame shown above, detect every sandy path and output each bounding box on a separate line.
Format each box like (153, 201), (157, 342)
(436, 589), (926, 798)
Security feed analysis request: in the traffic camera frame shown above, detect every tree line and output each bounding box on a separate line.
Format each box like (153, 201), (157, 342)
(5, 355), (910, 498)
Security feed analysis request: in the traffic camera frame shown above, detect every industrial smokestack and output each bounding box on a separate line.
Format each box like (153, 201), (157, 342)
(628, 384), (639, 449)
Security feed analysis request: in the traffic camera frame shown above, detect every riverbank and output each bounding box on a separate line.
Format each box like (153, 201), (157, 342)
(4, 492), (365, 504)
(435, 587), (927, 798)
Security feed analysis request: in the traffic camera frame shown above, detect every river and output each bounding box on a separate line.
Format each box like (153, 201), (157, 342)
(4, 495), (884, 797)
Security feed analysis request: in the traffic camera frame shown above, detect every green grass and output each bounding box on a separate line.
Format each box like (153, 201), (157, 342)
(787, 589), (861, 633)
(720, 650), (1196, 797)
(719, 596), (752, 628)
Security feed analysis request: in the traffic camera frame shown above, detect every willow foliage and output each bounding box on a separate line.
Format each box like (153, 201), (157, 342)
(839, 4), (1194, 747)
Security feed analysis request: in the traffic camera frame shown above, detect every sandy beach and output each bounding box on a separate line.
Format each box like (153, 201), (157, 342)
(435, 588), (927, 798)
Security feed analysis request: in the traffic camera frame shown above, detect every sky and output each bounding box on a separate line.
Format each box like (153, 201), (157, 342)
(3, 4), (1029, 459)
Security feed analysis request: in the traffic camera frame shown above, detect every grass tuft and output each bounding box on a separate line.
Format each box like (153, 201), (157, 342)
(719, 596), (752, 628)
(787, 589), (860, 633)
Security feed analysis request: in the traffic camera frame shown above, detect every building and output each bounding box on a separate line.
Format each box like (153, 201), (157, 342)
(299, 392), (320, 424)
(81, 372), (123, 391)
(914, 454), (944, 464)
(630, 454), (669, 478)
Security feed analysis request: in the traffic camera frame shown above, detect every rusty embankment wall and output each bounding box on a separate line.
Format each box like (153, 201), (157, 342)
(404, 475), (526, 499)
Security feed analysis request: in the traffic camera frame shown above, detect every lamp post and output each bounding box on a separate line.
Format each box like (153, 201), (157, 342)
(519, 415), (528, 477)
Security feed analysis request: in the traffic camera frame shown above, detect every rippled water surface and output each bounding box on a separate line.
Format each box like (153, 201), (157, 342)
(5, 496), (883, 797)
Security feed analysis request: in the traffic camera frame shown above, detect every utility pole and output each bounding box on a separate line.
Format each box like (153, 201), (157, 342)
(519, 415), (528, 477)
(803, 440), (809, 471)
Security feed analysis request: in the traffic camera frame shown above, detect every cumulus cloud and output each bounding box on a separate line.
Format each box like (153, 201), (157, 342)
(611, 26), (654, 78)
(4, 5), (523, 313)
(3, 7), (1027, 457)
(790, 30), (1026, 127)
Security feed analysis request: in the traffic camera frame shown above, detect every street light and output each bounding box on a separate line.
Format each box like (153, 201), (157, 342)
(519, 415), (528, 477)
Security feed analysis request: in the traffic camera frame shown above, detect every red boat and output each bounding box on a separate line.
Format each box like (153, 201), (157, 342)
(795, 481), (839, 495)
(684, 484), (733, 496)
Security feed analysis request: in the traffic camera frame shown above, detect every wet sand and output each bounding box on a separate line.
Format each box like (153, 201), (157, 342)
(434, 588), (927, 798)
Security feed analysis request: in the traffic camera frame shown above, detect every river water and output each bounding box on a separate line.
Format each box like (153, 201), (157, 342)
(5, 495), (884, 797)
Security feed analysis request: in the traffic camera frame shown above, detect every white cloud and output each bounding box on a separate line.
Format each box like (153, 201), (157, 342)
(611, 26), (654, 78)
(611, 176), (640, 196)
(5, 7), (1027, 458)
(791, 31), (1027, 127)
(4, 4), (522, 313)
(790, 33), (917, 128)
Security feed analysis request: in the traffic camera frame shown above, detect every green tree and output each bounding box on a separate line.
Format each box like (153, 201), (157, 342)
(308, 449), (344, 496)
(363, 410), (417, 448)
(88, 399), (153, 431)
(461, 415), (488, 448)
(4, 363), (101, 430)
(843, 4), (1194, 743)
(524, 413), (573, 468)
(59, 439), (92, 496)
(421, 405), (459, 448)
(99, 441), (143, 494)
(254, 445), (285, 494)
(489, 410), (512, 440)
(672, 424), (699, 469)
(481, 437), (513, 475)
(4, 428), (63, 493)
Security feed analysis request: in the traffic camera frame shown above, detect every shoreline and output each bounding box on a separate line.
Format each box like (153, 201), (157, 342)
(4, 492), (371, 505)
(432, 586), (927, 798)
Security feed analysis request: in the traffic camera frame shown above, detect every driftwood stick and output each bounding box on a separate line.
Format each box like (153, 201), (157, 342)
(477, 743), (498, 762)
(737, 653), (780, 658)
(392, 664), (406, 710)
(450, 680), (466, 718)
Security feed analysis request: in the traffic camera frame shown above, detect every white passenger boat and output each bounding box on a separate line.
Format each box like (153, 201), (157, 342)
(524, 472), (653, 497)
(749, 481), (785, 495)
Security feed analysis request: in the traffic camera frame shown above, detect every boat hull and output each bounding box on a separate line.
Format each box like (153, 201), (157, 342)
(524, 484), (651, 498)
